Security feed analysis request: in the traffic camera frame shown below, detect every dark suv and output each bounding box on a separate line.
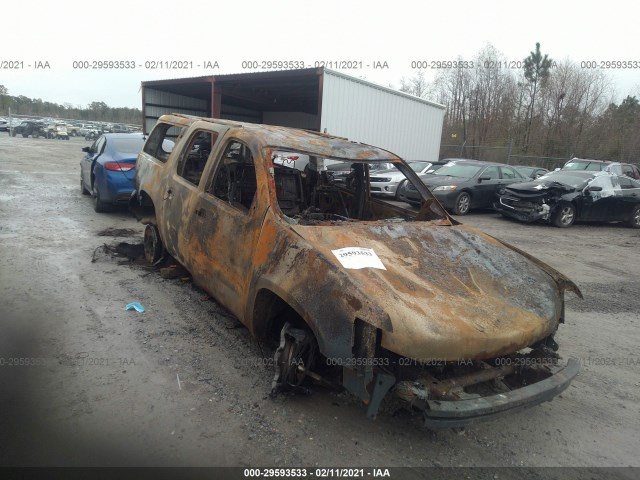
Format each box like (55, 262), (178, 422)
(12, 121), (47, 138)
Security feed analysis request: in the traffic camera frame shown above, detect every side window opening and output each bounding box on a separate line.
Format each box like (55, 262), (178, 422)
(207, 141), (257, 213)
(177, 130), (218, 186)
(483, 166), (500, 180)
(501, 166), (517, 179)
(143, 123), (181, 163)
(618, 177), (633, 190)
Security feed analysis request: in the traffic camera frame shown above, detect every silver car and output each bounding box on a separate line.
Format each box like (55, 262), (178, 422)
(369, 161), (443, 198)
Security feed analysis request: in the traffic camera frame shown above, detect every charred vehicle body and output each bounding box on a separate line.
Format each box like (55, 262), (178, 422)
(495, 170), (640, 228)
(131, 114), (582, 427)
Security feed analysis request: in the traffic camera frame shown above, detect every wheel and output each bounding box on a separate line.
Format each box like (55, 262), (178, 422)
(80, 178), (90, 195)
(452, 191), (471, 215)
(627, 205), (640, 229)
(92, 186), (109, 213)
(394, 180), (405, 200)
(143, 224), (164, 264)
(22, 133), (28, 138)
(552, 202), (576, 228)
(272, 322), (318, 393)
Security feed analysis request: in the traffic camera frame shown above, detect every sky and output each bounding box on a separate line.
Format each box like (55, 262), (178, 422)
(2, 0), (639, 109)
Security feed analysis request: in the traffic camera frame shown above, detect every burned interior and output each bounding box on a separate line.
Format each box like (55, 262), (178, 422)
(268, 149), (447, 225)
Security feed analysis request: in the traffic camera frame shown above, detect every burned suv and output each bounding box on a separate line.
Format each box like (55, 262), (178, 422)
(131, 114), (581, 427)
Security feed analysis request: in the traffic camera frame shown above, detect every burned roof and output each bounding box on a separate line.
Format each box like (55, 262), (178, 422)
(163, 113), (402, 162)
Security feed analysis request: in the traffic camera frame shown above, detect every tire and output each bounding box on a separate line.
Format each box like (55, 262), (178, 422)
(452, 191), (471, 215)
(22, 133), (28, 138)
(143, 224), (164, 265)
(81, 178), (90, 195)
(627, 205), (640, 229)
(552, 202), (576, 228)
(92, 186), (109, 213)
(394, 180), (405, 200)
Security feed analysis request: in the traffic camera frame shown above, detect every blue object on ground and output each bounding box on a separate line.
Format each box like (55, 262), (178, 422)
(125, 302), (145, 312)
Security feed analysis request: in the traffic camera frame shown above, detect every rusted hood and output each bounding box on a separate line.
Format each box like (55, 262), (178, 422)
(290, 222), (570, 361)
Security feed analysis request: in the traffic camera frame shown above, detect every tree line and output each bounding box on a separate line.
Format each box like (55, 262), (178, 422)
(0, 86), (141, 125)
(398, 43), (640, 166)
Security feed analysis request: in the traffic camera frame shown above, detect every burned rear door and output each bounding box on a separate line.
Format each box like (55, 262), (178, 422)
(181, 138), (268, 320)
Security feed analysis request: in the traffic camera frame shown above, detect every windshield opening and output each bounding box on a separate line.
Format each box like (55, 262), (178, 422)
(268, 149), (448, 225)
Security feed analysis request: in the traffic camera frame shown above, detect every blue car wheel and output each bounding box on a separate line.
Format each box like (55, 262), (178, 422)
(93, 185), (110, 213)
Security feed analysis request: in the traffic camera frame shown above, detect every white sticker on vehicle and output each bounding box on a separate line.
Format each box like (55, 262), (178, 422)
(331, 247), (386, 270)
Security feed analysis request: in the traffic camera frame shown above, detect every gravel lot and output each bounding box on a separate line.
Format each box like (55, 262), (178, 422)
(1, 135), (638, 474)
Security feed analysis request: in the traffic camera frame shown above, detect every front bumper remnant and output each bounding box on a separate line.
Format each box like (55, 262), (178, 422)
(394, 358), (579, 428)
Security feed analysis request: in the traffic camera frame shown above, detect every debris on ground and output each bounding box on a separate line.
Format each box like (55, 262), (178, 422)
(160, 264), (190, 280)
(125, 302), (145, 313)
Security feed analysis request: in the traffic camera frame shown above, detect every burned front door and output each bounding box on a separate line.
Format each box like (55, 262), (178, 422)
(181, 139), (267, 319)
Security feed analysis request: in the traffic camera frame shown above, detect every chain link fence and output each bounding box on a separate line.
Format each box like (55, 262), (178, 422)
(439, 143), (572, 170)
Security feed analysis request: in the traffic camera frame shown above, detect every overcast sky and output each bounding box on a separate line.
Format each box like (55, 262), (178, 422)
(2, 0), (639, 109)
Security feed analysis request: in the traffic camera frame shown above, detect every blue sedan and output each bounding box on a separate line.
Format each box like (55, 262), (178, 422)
(80, 133), (145, 212)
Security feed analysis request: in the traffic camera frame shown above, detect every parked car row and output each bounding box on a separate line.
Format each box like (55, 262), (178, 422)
(372, 157), (640, 229)
(2, 116), (142, 138)
(9, 120), (73, 139)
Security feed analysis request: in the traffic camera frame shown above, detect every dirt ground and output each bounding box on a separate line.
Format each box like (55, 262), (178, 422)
(1, 135), (639, 473)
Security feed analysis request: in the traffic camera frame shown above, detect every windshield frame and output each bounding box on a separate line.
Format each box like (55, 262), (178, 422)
(263, 146), (450, 224)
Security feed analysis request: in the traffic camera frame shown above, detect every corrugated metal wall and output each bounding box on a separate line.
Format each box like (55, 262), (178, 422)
(320, 70), (445, 160)
(263, 111), (318, 129)
(143, 88), (209, 134)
